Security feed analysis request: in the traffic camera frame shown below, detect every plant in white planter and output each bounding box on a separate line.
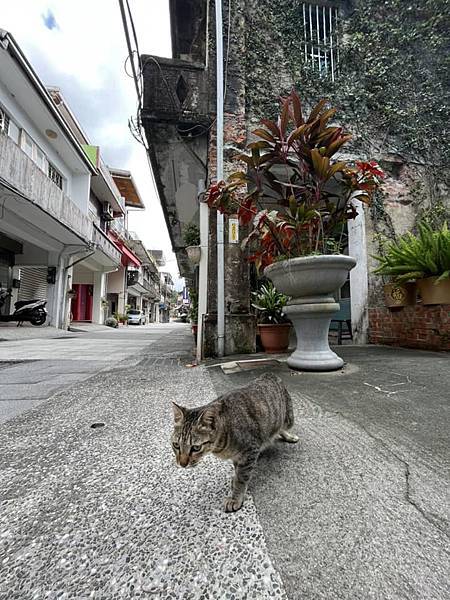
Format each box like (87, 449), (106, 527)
(183, 222), (201, 266)
(206, 90), (384, 370)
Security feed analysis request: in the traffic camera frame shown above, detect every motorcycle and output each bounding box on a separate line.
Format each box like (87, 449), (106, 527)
(0, 288), (48, 326)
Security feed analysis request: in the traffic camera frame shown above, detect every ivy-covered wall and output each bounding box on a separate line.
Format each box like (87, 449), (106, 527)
(242, 0), (449, 305)
(245, 0), (449, 166)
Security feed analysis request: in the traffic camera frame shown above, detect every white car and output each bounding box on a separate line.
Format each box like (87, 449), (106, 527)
(127, 309), (146, 325)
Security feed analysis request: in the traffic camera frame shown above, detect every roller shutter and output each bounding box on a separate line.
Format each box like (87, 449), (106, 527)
(18, 267), (48, 301)
(0, 250), (13, 289)
(0, 264), (9, 289)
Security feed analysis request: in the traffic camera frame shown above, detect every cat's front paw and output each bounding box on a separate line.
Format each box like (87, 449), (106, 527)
(223, 496), (244, 513)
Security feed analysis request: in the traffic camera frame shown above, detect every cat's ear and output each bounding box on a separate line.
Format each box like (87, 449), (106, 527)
(172, 402), (186, 425)
(198, 407), (216, 431)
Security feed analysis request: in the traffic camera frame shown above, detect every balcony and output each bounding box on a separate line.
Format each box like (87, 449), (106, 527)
(141, 55), (210, 126)
(92, 225), (121, 266)
(0, 133), (91, 243)
(109, 216), (130, 240)
(127, 269), (159, 299)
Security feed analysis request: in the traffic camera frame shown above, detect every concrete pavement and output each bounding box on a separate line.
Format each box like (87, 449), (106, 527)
(0, 323), (175, 423)
(0, 323), (285, 599)
(209, 346), (450, 600)
(0, 324), (449, 599)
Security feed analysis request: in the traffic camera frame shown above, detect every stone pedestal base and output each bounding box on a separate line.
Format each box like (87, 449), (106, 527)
(284, 301), (343, 371)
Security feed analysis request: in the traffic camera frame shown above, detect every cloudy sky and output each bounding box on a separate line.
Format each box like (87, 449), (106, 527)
(2, 1), (184, 285)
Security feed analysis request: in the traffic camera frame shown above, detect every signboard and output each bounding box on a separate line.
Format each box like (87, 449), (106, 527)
(229, 218), (239, 244)
(82, 144), (100, 168)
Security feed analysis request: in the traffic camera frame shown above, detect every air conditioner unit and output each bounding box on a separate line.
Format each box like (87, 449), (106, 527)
(102, 202), (114, 221)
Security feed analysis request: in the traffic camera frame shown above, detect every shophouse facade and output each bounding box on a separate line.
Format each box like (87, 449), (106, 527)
(0, 31), (162, 329)
(0, 30), (95, 328)
(47, 88), (124, 325)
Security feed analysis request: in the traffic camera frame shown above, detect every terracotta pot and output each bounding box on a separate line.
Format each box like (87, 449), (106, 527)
(258, 323), (291, 353)
(383, 282), (416, 308)
(417, 277), (450, 305)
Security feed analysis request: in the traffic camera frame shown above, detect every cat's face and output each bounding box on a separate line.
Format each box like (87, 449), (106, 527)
(171, 403), (216, 468)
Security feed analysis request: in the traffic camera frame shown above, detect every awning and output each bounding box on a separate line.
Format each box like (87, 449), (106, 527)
(121, 246), (140, 267)
(106, 231), (141, 267)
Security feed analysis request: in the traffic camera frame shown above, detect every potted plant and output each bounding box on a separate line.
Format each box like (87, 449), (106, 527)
(105, 316), (118, 328)
(206, 90), (384, 370)
(374, 221), (450, 305)
(382, 281), (417, 308)
(189, 289), (198, 339)
(252, 282), (291, 352)
(183, 223), (201, 266)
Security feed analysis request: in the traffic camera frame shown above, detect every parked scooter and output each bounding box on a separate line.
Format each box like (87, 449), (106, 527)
(0, 288), (47, 326)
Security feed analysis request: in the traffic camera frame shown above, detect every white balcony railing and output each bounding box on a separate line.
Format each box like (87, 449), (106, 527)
(92, 225), (121, 264)
(0, 133), (92, 242)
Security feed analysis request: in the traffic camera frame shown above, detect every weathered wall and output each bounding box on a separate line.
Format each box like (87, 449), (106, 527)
(241, 0), (450, 313)
(203, 0), (256, 356)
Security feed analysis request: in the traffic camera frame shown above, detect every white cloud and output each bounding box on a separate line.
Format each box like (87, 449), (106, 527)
(1, 1), (180, 280)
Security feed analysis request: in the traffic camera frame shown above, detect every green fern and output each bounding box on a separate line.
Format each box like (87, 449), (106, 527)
(374, 222), (450, 283)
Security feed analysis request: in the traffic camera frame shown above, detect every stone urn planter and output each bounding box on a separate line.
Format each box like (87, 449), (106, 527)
(265, 255), (356, 371)
(186, 246), (201, 266)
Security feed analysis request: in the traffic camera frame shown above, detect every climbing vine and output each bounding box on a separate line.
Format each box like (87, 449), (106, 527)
(245, 0), (450, 169)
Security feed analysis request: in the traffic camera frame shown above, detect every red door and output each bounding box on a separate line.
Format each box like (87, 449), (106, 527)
(71, 284), (93, 321)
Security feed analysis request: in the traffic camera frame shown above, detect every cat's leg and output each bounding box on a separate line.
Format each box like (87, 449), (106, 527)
(224, 449), (259, 513)
(279, 429), (299, 443)
(279, 387), (298, 442)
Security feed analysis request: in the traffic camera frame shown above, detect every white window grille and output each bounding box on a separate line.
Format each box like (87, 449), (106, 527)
(48, 162), (64, 191)
(0, 106), (10, 134)
(8, 120), (20, 144)
(35, 145), (46, 172)
(21, 130), (34, 159)
(301, 3), (339, 81)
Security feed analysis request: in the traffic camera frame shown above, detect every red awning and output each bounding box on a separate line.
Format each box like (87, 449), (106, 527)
(119, 244), (141, 267)
(107, 232), (141, 267)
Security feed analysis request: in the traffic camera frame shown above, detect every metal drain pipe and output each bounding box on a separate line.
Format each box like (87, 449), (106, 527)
(215, 0), (225, 357)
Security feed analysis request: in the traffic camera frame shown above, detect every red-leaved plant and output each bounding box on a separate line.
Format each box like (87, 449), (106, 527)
(206, 90), (384, 271)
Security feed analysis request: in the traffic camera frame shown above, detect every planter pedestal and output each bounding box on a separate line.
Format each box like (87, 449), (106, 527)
(265, 255), (356, 372)
(284, 300), (342, 371)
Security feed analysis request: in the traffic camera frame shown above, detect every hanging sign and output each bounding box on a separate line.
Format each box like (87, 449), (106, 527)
(229, 217), (239, 244)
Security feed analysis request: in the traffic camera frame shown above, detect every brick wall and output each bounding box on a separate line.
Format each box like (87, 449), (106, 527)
(369, 305), (450, 351)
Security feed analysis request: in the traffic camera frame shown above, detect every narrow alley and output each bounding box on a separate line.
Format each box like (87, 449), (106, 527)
(1, 324), (448, 599)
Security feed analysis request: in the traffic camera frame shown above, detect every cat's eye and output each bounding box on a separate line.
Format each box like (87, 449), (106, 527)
(172, 442), (180, 450)
(191, 444), (202, 452)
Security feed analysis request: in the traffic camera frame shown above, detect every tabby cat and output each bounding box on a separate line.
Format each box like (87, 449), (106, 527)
(171, 372), (298, 512)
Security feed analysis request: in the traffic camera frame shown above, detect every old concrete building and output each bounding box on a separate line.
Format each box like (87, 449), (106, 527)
(141, 1), (449, 353)
(0, 29), (95, 328)
(47, 88), (124, 325)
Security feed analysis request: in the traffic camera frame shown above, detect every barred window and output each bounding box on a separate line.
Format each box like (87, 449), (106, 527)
(48, 162), (64, 190)
(301, 3), (339, 81)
